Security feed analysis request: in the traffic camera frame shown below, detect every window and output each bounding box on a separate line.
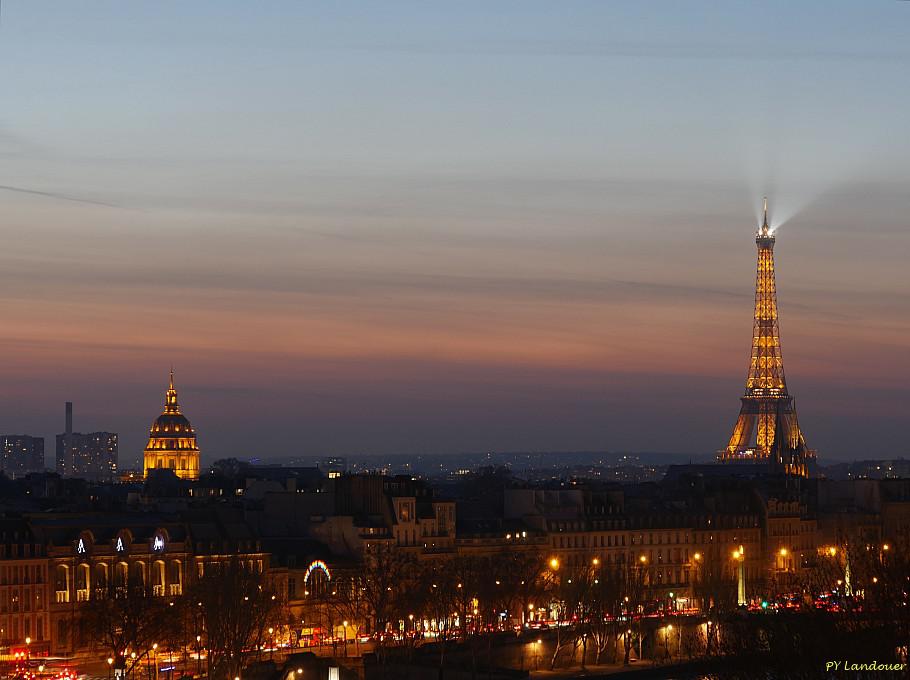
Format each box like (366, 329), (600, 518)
(152, 561), (166, 596)
(57, 620), (69, 647)
(55, 565), (70, 603)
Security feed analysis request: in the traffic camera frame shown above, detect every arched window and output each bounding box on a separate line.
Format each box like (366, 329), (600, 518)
(130, 561), (146, 590)
(304, 561), (331, 598)
(94, 563), (109, 599)
(169, 560), (182, 595)
(152, 560), (166, 596)
(54, 565), (70, 603)
(115, 562), (129, 597)
(76, 563), (91, 601)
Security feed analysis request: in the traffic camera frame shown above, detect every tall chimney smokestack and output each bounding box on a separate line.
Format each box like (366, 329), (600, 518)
(65, 401), (73, 435)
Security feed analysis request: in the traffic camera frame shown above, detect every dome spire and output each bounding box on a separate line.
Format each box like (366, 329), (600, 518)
(164, 367), (181, 414)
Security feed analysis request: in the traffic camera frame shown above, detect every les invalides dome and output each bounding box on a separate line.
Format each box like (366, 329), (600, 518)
(143, 370), (201, 480)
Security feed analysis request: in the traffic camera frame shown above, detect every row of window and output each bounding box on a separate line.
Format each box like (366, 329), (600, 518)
(53, 560), (183, 602)
(0, 587), (43, 613)
(0, 614), (45, 644)
(555, 534), (627, 549)
(554, 531), (761, 550)
(0, 564), (45, 585)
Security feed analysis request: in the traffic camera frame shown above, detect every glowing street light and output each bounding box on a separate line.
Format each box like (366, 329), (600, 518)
(549, 557), (560, 570)
(779, 548), (788, 557)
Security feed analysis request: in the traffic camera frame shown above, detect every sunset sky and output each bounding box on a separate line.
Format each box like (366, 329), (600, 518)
(1, 1), (908, 467)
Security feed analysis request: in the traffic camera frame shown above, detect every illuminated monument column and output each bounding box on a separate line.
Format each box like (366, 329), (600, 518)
(733, 545), (746, 606)
(719, 199), (814, 477)
(143, 370), (201, 480)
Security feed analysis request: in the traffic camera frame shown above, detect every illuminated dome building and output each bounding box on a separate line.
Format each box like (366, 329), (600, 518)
(143, 370), (201, 480)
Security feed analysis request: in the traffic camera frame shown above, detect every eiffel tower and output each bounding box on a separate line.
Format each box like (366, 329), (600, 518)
(719, 199), (814, 477)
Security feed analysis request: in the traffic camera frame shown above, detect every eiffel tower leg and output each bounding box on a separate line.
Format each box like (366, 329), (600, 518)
(756, 402), (774, 458)
(726, 413), (756, 458)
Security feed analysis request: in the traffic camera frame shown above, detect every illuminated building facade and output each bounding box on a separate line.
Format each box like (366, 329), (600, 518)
(720, 199), (814, 476)
(143, 371), (201, 480)
(27, 514), (268, 657)
(0, 519), (49, 654)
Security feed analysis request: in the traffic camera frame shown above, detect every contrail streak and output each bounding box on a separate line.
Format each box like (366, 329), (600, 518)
(0, 184), (119, 208)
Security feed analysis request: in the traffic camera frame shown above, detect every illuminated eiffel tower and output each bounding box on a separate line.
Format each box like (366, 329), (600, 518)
(719, 199), (814, 477)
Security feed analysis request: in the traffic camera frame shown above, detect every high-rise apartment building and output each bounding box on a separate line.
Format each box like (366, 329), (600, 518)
(55, 402), (118, 481)
(0, 435), (45, 476)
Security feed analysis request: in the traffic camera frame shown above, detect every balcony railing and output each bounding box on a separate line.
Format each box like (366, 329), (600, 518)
(169, 584), (182, 595)
(55, 590), (69, 604)
(152, 585), (165, 596)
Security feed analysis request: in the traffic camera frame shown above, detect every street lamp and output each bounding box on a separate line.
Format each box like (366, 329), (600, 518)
(549, 557), (560, 571)
(342, 621), (349, 658)
(107, 657), (114, 680)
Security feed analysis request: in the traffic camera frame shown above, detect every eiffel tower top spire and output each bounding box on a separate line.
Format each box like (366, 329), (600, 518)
(747, 198), (785, 396)
(761, 196), (769, 234)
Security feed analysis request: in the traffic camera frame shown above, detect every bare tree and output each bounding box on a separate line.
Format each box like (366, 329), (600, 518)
(78, 574), (171, 678)
(191, 559), (282, 680)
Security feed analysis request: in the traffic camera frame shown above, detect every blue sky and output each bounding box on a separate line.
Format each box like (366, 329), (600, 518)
(1, 1), (908, 465)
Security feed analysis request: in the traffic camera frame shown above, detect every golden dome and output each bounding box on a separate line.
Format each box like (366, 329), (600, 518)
(143, 370), (201, 480)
